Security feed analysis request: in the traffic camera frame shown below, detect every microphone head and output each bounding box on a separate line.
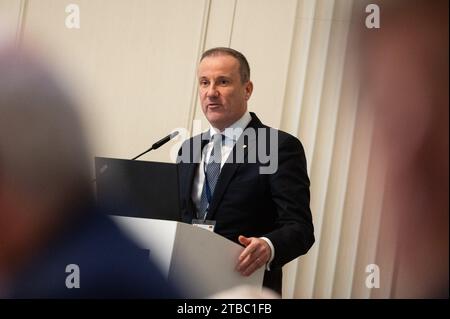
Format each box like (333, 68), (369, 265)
(169, 131), (179, 139)
(132, 130), (180, 160)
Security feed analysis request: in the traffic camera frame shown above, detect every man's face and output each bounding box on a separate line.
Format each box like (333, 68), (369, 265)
(198, 54), (253, 131)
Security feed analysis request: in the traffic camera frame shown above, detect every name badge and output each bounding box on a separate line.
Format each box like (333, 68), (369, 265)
(191, 219), (216, 232)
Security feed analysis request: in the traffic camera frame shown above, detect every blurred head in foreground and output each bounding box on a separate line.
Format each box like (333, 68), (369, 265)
(0, 43), (91, 281)
(358, 0), (448, 298)
(0, 42), (178, 298)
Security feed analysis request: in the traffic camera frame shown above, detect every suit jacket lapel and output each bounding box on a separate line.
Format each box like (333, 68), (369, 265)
(205, 144), (247, 220)
(183, 132), (210, 215)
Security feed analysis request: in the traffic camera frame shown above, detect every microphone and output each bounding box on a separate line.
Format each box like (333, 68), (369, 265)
(131, 130), (179, 160)
(93, 131), (179, 183)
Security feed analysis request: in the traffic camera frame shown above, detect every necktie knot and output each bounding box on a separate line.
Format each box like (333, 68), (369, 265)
(210, 134), (223, 164)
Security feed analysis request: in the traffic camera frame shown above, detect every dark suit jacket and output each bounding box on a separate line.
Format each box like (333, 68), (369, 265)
(177, 112), (314, 294)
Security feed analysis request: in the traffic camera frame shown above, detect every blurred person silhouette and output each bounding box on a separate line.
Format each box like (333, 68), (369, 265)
(0, 43), (179, 298)
(358, 0), (448, 298)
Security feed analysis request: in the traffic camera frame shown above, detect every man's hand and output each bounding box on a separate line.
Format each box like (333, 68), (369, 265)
(236, 236), (271, 276)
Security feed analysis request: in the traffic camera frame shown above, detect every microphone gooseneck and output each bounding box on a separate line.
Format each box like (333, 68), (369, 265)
(130, 131), (179, 161)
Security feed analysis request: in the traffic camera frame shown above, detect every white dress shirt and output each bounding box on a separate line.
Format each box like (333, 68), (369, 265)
(192, 111), (275, 270)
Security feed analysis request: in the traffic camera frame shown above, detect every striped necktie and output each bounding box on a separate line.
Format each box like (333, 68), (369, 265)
(197, 134), (223, 220)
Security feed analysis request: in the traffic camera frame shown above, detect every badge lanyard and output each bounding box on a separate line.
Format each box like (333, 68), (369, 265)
(202, 155), (213, 221)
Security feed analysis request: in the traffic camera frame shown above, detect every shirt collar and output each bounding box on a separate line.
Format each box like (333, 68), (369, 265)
(208, 111), (252, 142)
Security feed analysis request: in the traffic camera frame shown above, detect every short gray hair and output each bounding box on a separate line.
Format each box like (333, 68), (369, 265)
(201, 47), (250, 83)
(0, 46), (92, 210)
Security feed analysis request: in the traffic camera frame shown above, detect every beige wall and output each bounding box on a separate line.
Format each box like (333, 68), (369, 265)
(2, 0), (401, 298)
(0, 0), (25, 42)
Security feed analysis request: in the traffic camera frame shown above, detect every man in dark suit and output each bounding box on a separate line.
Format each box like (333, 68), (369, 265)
(177, 47), (314, 294)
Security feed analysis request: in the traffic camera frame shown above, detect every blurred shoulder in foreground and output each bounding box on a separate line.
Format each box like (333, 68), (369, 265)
(358, 0), (448, 298)
(0, 42), (180, 298)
